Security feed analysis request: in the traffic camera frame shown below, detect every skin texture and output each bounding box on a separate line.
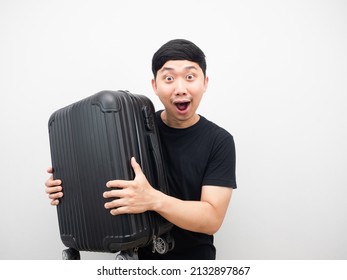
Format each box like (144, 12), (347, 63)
(45, 59), (232, 235)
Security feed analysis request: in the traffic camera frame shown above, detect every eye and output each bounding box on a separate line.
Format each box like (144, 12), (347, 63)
(165, 76), (174, 82)
(186, 74), (194, 80)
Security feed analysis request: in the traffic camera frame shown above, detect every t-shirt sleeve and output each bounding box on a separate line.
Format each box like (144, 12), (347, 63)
(202, 131), (237, 189)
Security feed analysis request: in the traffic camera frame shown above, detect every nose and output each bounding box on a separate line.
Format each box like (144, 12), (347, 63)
(174, 78), (187, 96)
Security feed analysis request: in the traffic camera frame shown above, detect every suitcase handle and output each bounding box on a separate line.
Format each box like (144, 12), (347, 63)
(140, 107), (168, 194)
(147, 132), (168, 192)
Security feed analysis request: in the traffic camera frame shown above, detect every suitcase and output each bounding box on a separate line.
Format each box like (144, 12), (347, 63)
(48, 90), (173, 260)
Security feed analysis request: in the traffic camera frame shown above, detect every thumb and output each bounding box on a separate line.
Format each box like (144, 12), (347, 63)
(131, 157), (143, 177)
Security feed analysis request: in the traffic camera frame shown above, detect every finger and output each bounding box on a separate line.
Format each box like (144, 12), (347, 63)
(110, 208), (120, 215)
(110, 207), (129, 216)
(51, 199), (60, 206)
(48, 191), (63, 200)
(45, 177), (62, 188)
(104, 198), (126, 210)
(45, 185), (62, 194)
(103, 189), (123, 199)
(106, 180), (129, 189)
(131, 157), (143, 177)
(47, 167), (53, 174)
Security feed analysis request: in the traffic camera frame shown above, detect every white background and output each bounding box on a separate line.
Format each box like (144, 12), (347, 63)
(0, 0), (346, 260)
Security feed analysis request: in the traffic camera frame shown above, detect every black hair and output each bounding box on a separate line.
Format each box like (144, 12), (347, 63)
(151, 39), (207, 78)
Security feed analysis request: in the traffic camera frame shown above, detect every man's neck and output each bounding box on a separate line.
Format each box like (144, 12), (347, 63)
(160, 111), (200, 129)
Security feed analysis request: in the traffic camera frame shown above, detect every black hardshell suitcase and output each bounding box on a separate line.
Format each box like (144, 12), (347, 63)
(48, 90), (173, 259)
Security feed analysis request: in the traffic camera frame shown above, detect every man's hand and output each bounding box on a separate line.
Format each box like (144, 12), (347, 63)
(103, 157), (159, 215)
(45, 167), (63, 206)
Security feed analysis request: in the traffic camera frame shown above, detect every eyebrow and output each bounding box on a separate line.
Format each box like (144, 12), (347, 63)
(160, 65), (198, 73)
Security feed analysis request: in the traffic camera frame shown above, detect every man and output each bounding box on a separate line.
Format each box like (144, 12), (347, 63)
(45, 39), (237, 259)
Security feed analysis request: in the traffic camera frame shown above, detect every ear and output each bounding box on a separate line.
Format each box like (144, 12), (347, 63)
(203, 76), (209, 93)
(151, 78), (158, 96)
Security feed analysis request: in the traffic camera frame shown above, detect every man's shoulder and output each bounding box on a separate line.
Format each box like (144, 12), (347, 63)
(199, 115), (234, 139)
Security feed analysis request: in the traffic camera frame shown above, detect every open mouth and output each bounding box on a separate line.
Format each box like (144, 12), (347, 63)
(174, 101), (190, 112)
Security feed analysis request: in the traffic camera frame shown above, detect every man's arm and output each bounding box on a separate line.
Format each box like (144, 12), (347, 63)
(103, 157), (233, 235)
(154, 185), (232, 235)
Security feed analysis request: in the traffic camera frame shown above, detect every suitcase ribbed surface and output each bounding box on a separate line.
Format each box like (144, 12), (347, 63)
(48, 90), (169, 252)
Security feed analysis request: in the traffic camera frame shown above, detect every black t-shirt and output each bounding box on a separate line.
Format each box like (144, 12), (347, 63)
(138, 111), (237, 260)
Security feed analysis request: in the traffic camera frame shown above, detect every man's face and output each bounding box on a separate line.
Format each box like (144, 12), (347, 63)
(152, 60), (208, 128)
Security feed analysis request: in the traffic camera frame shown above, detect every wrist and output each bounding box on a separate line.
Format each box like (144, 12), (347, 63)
(151, 188), (165, 213)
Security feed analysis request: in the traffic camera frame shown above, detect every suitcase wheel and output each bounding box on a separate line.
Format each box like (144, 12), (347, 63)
(115, 249), (139, 260)
(154, 233), (175, 255)
(62, 248), (81, 260)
